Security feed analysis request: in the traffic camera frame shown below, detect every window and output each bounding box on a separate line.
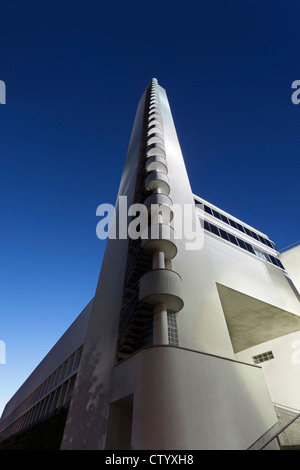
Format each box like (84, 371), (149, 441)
(210, 223), (220, 236)
(228, 233), (238, 245)
(229, 219), (238, 229)
(219, 228), (230, 241)
(244, 227), (252, 237)
(212, 209), (221, 220)
(220, 213), (229, 224)
(204, 220), (210, 231)
(264, 239), (274, 249)
(253, 247), (270, 262)
(258, 235), (267, 245)
(276, 259), (285, 270)
(200, 216), (284, 271)
(204, 205), (212, 215)
(168, 313), (178, 346)
(253, 351), (274, 364)
(251, 231), (260, 241)
(244, 242), (255, 254)
(269, 255), (285, 270)
(237, 238), (247, 250)
(193, 200), (276, 250)
(236, 222), (244, 233)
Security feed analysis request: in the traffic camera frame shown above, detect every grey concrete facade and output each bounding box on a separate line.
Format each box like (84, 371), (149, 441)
(1, 79), (299, 450)
(61, 79), (279, 449)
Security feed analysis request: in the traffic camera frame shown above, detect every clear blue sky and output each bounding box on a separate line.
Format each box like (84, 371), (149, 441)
(0, 0), (300, 415)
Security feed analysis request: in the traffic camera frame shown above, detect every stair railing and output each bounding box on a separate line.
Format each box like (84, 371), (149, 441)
(254, 410), (300, 450)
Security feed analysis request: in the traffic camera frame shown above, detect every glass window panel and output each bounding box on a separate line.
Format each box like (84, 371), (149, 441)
(204, 205), (212, 215)
(219, 229), (229, 241)
(269, 255), (284, 269)
(229, 219), (238, 229)
(264, 239), (273, 249)
(237, 239), (247, 250)
(210, 223), (220, 236)
(276, 259), (285, 270)
(251, 231), (260, 241)
(258, 235), (267, 245)
(220, 213), (229, 224)
(228, 233), (238, 245)
(236, 222), (244, 233)
(254, 248), (270, 262)
(212, 209), (221, 220)
(245, 242), (255, 254)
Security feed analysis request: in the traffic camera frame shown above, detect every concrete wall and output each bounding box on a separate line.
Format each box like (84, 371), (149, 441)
(111, 346), (278, 450)
(61, 86), (147, 450)
(207, 236), (300, 316)
(230, 246), (300, 412)
(280, 245), (300, 293)
(62, 80), (281, 449)
(236, 330), (300, 412)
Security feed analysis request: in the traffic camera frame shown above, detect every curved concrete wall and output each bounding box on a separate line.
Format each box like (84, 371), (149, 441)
(111, 346), (277, 450)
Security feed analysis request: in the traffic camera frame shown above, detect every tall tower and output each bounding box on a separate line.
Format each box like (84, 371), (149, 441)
(61, 79), (278, 450)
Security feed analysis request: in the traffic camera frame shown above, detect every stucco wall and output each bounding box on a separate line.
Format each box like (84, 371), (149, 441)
(280, 245), (300, 293)
(112, 346), (278, 450)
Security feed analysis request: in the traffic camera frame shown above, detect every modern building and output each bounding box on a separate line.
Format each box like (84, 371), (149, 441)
(0, 78), (300, 450)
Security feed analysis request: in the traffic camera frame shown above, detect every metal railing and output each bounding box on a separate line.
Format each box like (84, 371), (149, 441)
(257, 409), (300, 450)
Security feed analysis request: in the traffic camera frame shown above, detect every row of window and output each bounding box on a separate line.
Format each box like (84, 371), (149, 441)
(30, 345), (82, 407)
(253, 351), (274, 364)
(0, 346), (83, 436)
(194, 199), (275, 250)
(201, 218), (285, 270)
(0, 376), (76, 441)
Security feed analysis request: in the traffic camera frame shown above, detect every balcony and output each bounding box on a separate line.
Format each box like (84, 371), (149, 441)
(139, 268), (184, 312)
(145, 155), (168, 174)
(141, 224), (177, 259)
(144, 171), (170, 195)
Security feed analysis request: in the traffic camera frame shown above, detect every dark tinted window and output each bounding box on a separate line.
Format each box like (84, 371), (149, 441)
(245, 242), (255, 254)
(209, 223), (220, 236)
(258, 235), (267, 245)
(228, 233), (238, 245)
(212, 209), (221, 220)
(264, 239), (273, 249)
(219, 229), (229, 241)
(229, 219), (238, 229)
(204, 205), (213, 215)
(251, 231), (260, 241)
(276, 259), (285, 269)
(236, 222), (244, 233)
(237, 239), (247, 250)
(220, 213), (229, 224)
